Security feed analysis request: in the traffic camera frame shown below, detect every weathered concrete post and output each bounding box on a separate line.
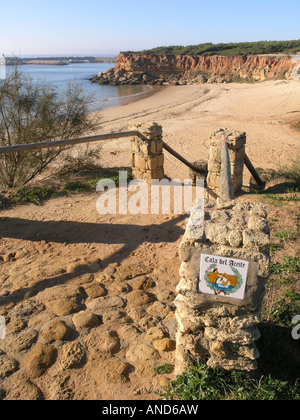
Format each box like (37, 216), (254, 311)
(175, 198), (270, 375)
(220, 141), (235, 201)
(207, 129), (246, 198)
(129, 122), (164, 182)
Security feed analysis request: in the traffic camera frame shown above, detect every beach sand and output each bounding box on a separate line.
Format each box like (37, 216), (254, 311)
(93, 80), (300, 181)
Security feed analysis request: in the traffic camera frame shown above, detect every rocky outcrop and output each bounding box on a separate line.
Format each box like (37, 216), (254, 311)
(91, 52), (297, 86)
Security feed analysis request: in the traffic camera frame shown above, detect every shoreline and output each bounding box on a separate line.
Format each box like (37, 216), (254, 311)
(97, 84), (167, 112)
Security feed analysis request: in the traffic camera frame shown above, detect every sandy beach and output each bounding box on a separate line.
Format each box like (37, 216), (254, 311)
(94, 80), (300, 182)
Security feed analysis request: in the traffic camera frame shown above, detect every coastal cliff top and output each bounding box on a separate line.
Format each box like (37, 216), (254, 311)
(124, 39), (300, 57)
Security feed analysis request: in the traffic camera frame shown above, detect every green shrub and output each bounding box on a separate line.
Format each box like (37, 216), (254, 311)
(0, 68), (100, 188)
(157, 362), (300, 400)
(133, 40), (300, 56)
(10, 187), (56, 205)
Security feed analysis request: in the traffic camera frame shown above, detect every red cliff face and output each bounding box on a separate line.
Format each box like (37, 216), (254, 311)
(114, 52), (296, 81)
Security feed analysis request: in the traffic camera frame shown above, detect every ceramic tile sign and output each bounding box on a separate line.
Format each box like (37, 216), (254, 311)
(199, 254), (249, 300)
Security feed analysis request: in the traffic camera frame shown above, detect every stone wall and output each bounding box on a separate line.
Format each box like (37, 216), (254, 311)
(129, 122), (164, 182)
(207, 129), (246, 198)
(175, 198), (270, 374)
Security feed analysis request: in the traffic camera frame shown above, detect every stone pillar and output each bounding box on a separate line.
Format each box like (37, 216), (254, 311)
(129, 122), (164, 182)
(207, 129), (246, 198)
(175, 199), (270, 375)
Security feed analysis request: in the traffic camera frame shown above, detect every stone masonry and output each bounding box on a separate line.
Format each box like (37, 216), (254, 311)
(129, 122), (164, 182)
(207, 129), (246, 198)
(175, 198), (270, 374)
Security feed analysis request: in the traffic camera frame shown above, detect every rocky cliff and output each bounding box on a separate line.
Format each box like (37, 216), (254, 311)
(91, 52), (297, 85)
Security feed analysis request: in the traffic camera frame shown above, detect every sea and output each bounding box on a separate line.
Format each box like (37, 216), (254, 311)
(5, 60), (153, 113)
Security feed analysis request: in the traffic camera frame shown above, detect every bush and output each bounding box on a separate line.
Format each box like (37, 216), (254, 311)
(134, 39), (300, 56)
(0, 68), (100, 188)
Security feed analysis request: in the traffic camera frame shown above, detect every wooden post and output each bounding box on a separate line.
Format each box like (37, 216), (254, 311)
(244, 154), (266, 187)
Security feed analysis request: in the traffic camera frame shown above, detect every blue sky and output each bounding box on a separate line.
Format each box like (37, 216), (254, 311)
(1, 0), (300, 55)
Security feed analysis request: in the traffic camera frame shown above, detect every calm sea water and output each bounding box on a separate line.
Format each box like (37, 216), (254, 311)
(6, 62), (152, 112)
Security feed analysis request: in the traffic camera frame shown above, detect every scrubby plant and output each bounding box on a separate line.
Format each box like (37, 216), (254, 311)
(0, 68), (100, 187)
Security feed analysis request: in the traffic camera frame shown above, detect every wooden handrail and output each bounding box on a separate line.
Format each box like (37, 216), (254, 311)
(244, 154), (265, 187)
(0, 130), (144, 154)
(162, 141), (207, 176)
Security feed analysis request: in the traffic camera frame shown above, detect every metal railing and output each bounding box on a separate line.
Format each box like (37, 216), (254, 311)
(0, 130), (145, 154)
(0, 129), (207, 176)
(0, 129), (265, 189)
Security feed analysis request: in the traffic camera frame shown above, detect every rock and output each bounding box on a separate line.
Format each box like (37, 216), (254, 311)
(50, 374), (75, 400)
(228, 230), (243, 247)
(4, 252), (16, 262)
(83, 327), (119, 358)
(27, 311), (56, 331)
(102, 310), (130, 324)
(109, 281), (131, 294)
(153, 338), (176, 352)
(118, 325), (142, 342)
(59, 341), (85, 369)
(126, 290), (153, 308)
(37, 285), (86, 317)
(142, 73), (152, 82)
(131, 276), (156, 290)
(0, 354), (19, 379)
(23, 343), (57, 378)
(36, 284), (85, 304)
(126, 344), (160, 364)
(206, 223), (228, 245)
(92, 358), (132, 384)
(135, 362), (156, 378)
(5, 328), (38, 356)
(40, 319), (72, 343)
(103, 265), (117, 276)
(72, 311), (100, 330)
(115, 263), (152, 281)
(162, 312), (178, 339)
(243, 229), (270, 251)
(5, 379), (44, 400)
(196, 74), (207, 84)
(83, 283), (107, 299)
(0, 385), (5, 400)
(8, 299), (45, 320)
(159, 376), (171, 388)
(127, 307), (147, 324)
(248, 215), (268, 232)
(146, 301), (171, 319)
(97, 330), (120, 354)
(138, 315), (158, 330)
(156, 289), (175, 303)
(47, 298), (85, 317)
(86, 296), (125, 315)
(6, 319), (27, 334)
(144, 326), (167, 342)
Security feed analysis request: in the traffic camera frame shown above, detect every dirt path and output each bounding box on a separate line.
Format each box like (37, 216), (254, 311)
(0, 192), (186, 400)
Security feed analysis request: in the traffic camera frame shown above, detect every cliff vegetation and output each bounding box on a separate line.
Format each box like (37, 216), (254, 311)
(129, 40), (300, 56)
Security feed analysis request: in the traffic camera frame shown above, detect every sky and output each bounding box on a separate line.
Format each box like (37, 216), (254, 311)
(1, 0), (300, 56)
